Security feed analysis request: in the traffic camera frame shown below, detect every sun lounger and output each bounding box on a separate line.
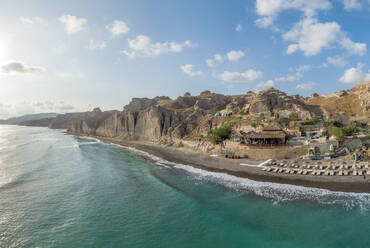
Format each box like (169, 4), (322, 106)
(273, 168), (278, 173)
(303, 170), (307, 175)
(357, 170), (362, 176)
(344, 170), (349, 176)
(367, 170), (370, 175)
(285, 169), (290, 174)
(353, 170), (357, 176)
(338, 170), (343, 176)
(324, 171), (329, 176)
(330, 171), (334, 176)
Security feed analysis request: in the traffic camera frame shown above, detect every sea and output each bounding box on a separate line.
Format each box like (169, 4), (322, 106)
(0, 125), (369, 248)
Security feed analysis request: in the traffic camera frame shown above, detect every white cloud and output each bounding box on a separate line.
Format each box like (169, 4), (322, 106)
(59, 15), (87, 34)
(339, 37), (367, 56)
(0, 101), (76, 119)
(255, 16), (275, 28)
(218, 69), (263, 83)
(1, 61), (45, 74)
(180, 64), (203, 77)
(339, 63), (370, 83)
(256, 80), (275, 89)
(20, 16), (46, 25)
(283, 17), (367, 56)
(235, 24), (243, 32)
(254, 0), (332, 28)
(327, 55), (348, 67)
(283, 17), (341, 56)
(106, 20), (130, 36)
(86, 40), (106, 50)
(342, 0), (362, 11)
(121, 35), (194, 59)
(226, 50), (245, 62)
(275, 73), (302, 82)
(206, 54), (223, 67)
(206, 50), (244, 67)
(296, 82), (316, 90)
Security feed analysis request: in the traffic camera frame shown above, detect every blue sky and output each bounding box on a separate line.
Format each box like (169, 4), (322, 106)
(0, 0), (370, 118)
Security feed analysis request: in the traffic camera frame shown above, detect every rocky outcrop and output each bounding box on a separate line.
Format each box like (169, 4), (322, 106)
(306, 81), (370, 121)
(65, 82), (369, 143)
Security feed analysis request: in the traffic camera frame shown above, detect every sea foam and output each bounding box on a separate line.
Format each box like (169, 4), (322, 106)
(94, 139), (370, 211)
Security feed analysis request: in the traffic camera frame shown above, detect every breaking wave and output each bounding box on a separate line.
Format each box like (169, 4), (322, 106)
(106, 141), (370, 211)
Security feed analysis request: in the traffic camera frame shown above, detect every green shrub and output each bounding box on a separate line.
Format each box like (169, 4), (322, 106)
(326, 119), (343, 127)
(300, 147), (308, 156)
(342, 124), (358, 136)
(207, 123), (234, 144)
(210, 109), (217, 115)
(299, 116), (318, 125)
(289, 112), (299, 121)
(238, 110), (245, 116)
(259, 113), (265, 120)
(329, 127), (345, 142)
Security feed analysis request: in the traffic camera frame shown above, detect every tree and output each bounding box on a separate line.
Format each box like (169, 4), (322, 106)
(207, 123), (234, 144)
(342, 124), (358, 136)
(329, 127), (345, 142)
(288, 112), (298, 121)
(299, 116), (318, 125)
(259, 113), (265, 120)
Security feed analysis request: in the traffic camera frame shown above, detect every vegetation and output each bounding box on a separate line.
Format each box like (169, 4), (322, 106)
(259, 113), (265, 120)
(207, 123), (234, 144)
(288, 112), (299, 121)
(210, 109), (217, 115)
(329, 127), (345, 142)
(299, 116), (318, 125)
(300, 147), (308, 156)
(342, 124), (358, 136)
(238, 110), (245, 116)
(326, 119), (343, 127)
(328, 124), (359, 142)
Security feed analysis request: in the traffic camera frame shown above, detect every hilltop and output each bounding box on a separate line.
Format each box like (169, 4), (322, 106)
(306, 81), (370, 122)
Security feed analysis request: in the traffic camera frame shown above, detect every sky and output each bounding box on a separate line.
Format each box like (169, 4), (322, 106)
(1, 0), (370, 118)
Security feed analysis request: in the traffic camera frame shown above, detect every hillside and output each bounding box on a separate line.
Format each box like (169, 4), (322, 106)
(305, 81), (370, 122)
(0, 113), (58, 125)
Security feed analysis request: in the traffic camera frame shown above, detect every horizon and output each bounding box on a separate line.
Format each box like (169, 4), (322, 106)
(1, 81), (367, 120)
(1, 0), (370, 118)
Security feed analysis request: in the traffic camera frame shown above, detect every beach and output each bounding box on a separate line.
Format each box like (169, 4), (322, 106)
(74, 134), (370, 193)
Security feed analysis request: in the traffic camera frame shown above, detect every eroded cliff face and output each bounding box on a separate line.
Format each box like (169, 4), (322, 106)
(64, 83), (369, 142)
(305, 81), (370, 121)
(67, 93), (231, 141)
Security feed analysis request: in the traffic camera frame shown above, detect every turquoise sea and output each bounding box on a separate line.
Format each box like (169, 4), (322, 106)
(0, 125), (369, 248)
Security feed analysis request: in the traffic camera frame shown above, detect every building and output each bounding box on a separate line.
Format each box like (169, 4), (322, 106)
(237, 123), (288, 145)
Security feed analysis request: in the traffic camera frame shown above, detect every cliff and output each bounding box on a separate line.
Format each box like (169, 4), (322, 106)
(66, 88), (324, 141)
(305, 81), (370, 122)
(39, 82), (368, 143)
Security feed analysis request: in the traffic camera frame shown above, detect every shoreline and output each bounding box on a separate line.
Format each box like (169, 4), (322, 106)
(71, 133), (370, 193)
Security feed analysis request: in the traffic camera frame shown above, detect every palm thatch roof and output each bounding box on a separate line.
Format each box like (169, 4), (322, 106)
(262, 122), (283, 131)
(244, 130), (287, 139)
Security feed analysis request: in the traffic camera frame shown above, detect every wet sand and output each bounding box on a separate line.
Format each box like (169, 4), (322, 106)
(75, 134), (370, 193)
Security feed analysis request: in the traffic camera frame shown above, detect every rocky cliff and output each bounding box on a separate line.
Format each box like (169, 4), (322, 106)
(58, 82), (369, 142)
(305, 81), (370, 122)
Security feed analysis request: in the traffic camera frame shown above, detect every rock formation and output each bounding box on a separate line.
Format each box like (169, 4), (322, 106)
(14, 82), (368, 143)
